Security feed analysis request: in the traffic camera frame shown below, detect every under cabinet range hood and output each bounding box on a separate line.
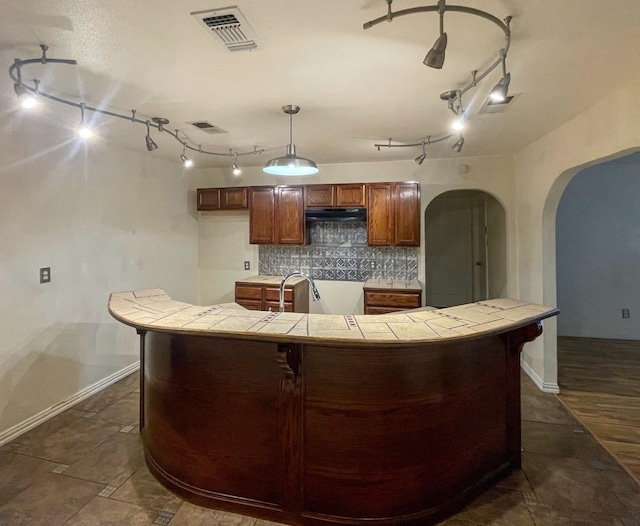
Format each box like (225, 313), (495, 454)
(305, 208), (367, 222)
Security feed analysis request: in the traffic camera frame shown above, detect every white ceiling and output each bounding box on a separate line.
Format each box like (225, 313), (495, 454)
(2, 0), (640, 169)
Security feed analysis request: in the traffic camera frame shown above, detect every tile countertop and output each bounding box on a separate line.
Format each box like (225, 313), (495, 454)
(109, 289), (558, 344)
(235, 275), (307, 286)
(363, 279), (422, 291)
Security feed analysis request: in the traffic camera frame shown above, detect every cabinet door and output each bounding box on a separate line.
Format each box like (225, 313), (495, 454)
(367, 183), (393, 246)
(336, 184), (366, 207)
(394, 182), (420, 246)
(305, 185), (335, 208)
(221, 187), (248, 209)
(249, 187), (276, 244)
(197, 188), (221, 210)
(276, 186), (306, 245)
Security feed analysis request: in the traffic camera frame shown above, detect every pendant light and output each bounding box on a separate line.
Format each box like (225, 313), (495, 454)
(263, 105), (319, 176)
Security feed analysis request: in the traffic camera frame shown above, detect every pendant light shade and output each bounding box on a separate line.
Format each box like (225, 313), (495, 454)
(263, 105), (318, 176)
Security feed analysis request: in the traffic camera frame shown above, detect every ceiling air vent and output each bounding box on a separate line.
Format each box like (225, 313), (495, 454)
(187, 121), (228, 135)
(191, 6), (260, 52)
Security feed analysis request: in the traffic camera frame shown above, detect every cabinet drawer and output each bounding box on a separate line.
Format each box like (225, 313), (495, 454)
(365, 291), (421, 308)
(236, 299), (263, 311)
(265, 288), (293, 302)
(235, 285), (263, 300)
(265, 300), (293, 313)
(365, 306), (409, 315)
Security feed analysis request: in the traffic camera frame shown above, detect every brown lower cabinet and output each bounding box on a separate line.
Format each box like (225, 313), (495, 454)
(235, 278), (310, 313)
(363, 279), (422, 314)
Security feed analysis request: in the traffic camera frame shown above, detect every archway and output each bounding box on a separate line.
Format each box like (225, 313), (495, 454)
(424, 190), (507, 308)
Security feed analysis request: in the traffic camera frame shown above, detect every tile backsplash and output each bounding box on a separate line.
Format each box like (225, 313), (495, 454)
(258, 222), (418, 282)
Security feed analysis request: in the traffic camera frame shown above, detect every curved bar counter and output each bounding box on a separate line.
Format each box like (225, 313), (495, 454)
(109, 289), (558, 526)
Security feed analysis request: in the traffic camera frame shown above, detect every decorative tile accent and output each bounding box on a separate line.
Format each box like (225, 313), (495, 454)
(98, 485), (117, 497)
(52, 464), (70, 474)
(154, 510), (175, 525)
(259, 222), (418, 282)
(81, 412), (97, 418)
(119, 425), (135, 433)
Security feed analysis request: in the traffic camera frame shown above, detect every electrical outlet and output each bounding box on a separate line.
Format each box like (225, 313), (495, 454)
(622, 308), (630, 319)
(40, 267), (51, 284)
(244, 261), (250, 271)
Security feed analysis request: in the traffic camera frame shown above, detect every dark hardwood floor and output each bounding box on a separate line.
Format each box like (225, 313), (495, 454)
(558, 336), (640, 484)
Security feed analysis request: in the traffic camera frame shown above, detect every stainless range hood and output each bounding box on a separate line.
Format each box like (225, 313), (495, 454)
(305, 208), (367, 222)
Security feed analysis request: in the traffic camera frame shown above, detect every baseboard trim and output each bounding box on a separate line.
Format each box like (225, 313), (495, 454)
(520, 360), (560, 393)
(0, 361), (140, 447)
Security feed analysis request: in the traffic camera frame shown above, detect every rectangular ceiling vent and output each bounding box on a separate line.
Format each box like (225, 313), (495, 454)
(191, 7), (259, 52)
(187, 121), (228, 135)
(478, 94), (519, 114)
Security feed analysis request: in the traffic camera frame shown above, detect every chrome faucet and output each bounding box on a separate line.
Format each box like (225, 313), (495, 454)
(279, 271), (321, 312)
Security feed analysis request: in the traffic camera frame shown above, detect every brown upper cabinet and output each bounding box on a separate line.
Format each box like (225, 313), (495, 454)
(305, 184), (366, 208)
(249, 186), (305, 245)
(197, 187), (248, 211)
(367, 182), (420, 247)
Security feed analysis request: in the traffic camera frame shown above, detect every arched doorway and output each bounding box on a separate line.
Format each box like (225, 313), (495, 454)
(424, 190), (507, 308)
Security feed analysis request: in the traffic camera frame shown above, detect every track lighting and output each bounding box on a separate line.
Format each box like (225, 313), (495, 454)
(490, 50), (511, 103)
(180, 145), (193, 168)
(424, 0), (447, 69)
(365, 3), (513, 158)
(14, 83), (37, 109)
(78, 103), (92, 139)
(451, 136), (464, 153)
(232, 163), (241, 176)
(145, 120), (158, 151)
(414, 142), (427, 165)
(9, 45), (264, 164)
(263, 105), (319, 176)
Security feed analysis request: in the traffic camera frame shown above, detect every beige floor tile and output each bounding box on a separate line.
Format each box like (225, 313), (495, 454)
(0, 473), (101, 525)
(74, 388), (132, 413)
(109, 464), (183, 512)
(168, 502), (256, 525)
(451, 486), (536, 525)
(0, 451), (59, 506)
(526, 503), (628, 525)
(8, 410), (83, 447)
(64, 496), (157, 525)
(522, 394), (578, 425)
(522, 452), (629, 516)
(8, 418), (121, 465)
(110, 371), (140, 392)
(64, 432), (144, 486)
(92, 392), (139, 426)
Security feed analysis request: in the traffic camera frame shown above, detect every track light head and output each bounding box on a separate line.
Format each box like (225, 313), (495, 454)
(144, 120), (158, 151)
(145, 134), (158, 151)
(78, 125), (92, 139)
(451, 136), (464, 153)
(451, 117), (465, 131)
(424, 32), (447, 69)
(14, 83), (37, 108)
(414, 152), (426, 165)
(490, 72), (511, 103)
(232, 162), (241, 176)
(180, 153), (193, 168)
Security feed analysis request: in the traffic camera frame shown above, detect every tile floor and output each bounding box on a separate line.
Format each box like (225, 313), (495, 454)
(0, 370), (638, 525)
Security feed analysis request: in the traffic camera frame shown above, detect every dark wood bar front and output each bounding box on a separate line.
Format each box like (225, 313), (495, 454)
(137, 325), (540, 525)
(110, 290), (556, 525)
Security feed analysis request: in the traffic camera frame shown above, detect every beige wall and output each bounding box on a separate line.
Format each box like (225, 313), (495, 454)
(195, 156), (516, 314)
(0, 118), (198, 439)
(514, 73), (640, 391)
